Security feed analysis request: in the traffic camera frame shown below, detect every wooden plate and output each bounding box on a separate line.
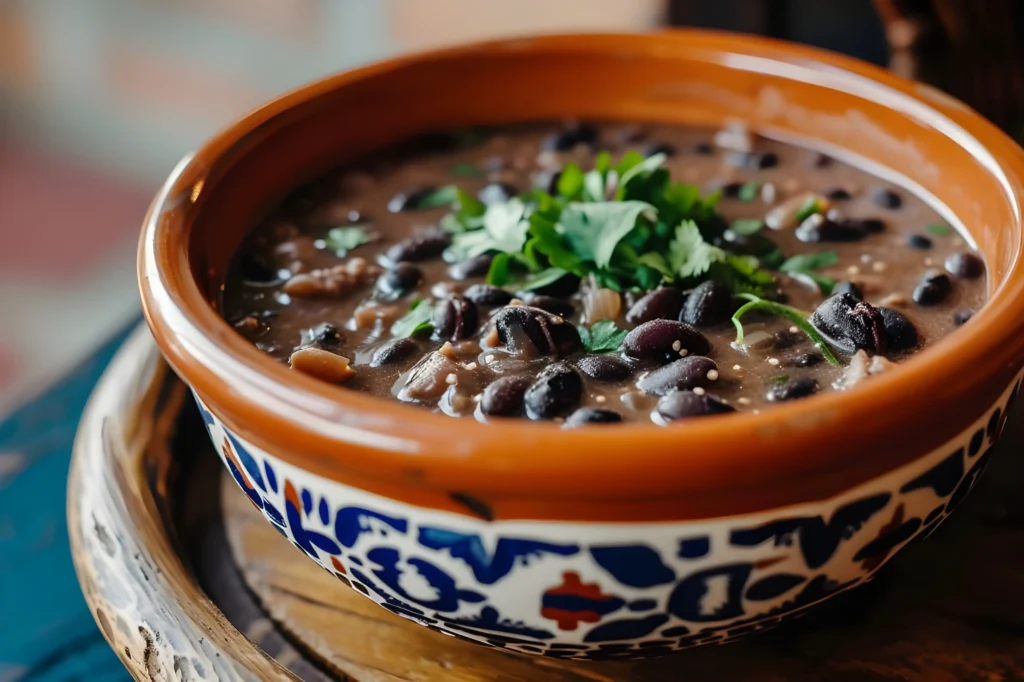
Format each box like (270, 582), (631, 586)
(69, 329), (1024, 680)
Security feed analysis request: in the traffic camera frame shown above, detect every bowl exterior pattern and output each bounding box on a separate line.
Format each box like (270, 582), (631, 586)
(196, 371), (1020, 659)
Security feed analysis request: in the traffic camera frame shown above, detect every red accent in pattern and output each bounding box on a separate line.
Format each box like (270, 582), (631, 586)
(861, 503), (905, 572)
(284, 479), (302, 515)
(330, 556), (346, 574)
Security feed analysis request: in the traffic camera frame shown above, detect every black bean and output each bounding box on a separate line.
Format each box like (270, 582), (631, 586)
(564, 408), (622, 427)
(524, 363), (583, 419)
(375, 262), (424, 301)
(464, 284), (514, 307)
(477, 182), (517, 205)
(766, 377), (818, 402)
(623, 320), (711, 363)
(240, 254), (282, 284)
(541, 125), (598, 152)
(832, 281), (863, 300)
(810, 293), (883, 354)
(721, 181), (744, 198)
(879, 307), (918, 351)
(525, 273), (580, 298)
(432, 295), (479, 341)
(795, 214), (865, 243)
(693, 142), (715, 155)
(644, 142), (676, 158)
(534, 169), (562, 195)
(825, 188), (851, 200)
(873, 188), (902, 209)
(859, 218), (886, 234)
(493, 305), (582, 357)
(788, 352), (824, 367)
(953, 309), (974, 326)
(907, 234), (933, 250)
(301, 322), (344, 349)
(448, 254), (493, 280)
(755, 152), (779, 169)
(626, 287), (686, 325)
(480, 375), (532, 417)
(387, 186), (439, 213)
(656, 390), (735, 422)
(680, 281), (734, 327)
(576, 355), (633, 383)
(637, 356), (719, 396)
(369, 338), (419, 367)
(520, 293), (574, 318)
(383, 229), (450, 263)
(945, 252), (984, 279)
(912, 270), (952, 306)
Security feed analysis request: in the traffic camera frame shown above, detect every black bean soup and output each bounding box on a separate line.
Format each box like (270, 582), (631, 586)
(223, 122), (986, 426)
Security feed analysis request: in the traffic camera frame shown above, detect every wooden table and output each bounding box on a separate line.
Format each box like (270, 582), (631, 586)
(66, 329), (1024, 680)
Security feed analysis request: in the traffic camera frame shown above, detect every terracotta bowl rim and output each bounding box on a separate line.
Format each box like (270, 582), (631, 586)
(139, 30), (1024, 504)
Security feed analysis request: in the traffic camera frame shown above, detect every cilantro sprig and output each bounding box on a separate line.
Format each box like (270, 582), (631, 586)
(437, 150), (777, 296)
(731, 294), (841, 366)
(391, 299), (434, 338)
(577, 320), (628, 353)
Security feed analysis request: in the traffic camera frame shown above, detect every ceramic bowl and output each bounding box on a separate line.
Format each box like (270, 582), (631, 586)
(139, 32), (1024, 659)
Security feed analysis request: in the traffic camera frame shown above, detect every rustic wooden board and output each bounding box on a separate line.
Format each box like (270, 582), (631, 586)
(71, 331), (1024, 681)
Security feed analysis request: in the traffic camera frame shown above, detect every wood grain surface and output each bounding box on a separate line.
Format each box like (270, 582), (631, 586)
(70, 331), (1024, 681)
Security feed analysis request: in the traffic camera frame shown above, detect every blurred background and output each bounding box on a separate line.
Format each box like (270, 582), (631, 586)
(1, 0), (1022, 678)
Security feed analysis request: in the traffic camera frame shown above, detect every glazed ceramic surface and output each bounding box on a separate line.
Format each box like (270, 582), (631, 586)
(201, 370), (1020, 657)
(139, 32), (1024, 656)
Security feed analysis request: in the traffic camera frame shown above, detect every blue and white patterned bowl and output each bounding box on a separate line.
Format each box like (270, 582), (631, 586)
(139, 33), (1024, 658)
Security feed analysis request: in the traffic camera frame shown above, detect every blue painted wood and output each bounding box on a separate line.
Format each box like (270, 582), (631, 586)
(0, 324), (137, 681)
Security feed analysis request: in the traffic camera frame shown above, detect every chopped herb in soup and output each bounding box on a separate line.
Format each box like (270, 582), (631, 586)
(223, 122), (986, 425)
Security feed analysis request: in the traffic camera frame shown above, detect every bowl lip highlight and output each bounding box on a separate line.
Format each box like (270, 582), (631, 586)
(139, 30), (1024, 509)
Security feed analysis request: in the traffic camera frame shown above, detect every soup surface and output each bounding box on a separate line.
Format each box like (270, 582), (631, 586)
(222, 122), (986, 426)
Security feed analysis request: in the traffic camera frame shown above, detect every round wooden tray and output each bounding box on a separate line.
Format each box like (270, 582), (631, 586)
(69, 329), (1024, 680)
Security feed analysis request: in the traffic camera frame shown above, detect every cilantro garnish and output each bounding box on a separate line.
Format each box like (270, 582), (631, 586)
(324, 226), (372, 254)
(416, 186), (460, 209)
(730, 218), (764, 236)
(780, 252), (839, 296)
(577, 320), (628, 353)
(795, 196), (824, 223)
(434, 149), (776, 296)
(390, 299), (434, 338)
(731, 294), (840, 366)
(449, 162), (484, 177)
(738, 180), (762, 203)
(926, 223), (952, 236)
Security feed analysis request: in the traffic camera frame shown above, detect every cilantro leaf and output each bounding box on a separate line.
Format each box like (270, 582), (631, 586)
(557, 164), (584, 199)
(416, 185), (460, 209)
(926, 223), (952, 236)
(779, 251), (839, 273)
(731, 294), (840, 366)
(636, 251), (674, 280)
(324, 226), (372, 254)
(559, 201), (655, 269)
(730, 218), (764, 236)
(527, 217), (582, 272)
(487, 253), (513, 286)
(708, 253), (776, 297)
(519, 267), (570, 292)
(669, 220), (725, 279)
(577, 320), (628, 353)
(738, 180), (762, 203)
(446, 198), (530, 261)
(390, 299), (434, 338)
(795, 196), (824, 223)
(583, 168), (608, 202)
(449, 162), (484, 177)
(616, 153), (666, 199)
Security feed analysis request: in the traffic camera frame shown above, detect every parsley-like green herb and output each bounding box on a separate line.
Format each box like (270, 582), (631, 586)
(519, 267), (570, 292)
(449, 162), (484, 177)
(738, 180), (762, 203)
(324, 226), (372, 254)
(416, 185), (460, 209)
(390, 299), (434, 338)
(731, 294), (841, 366)
(779, 251), (839, 273)
(926, 223), (952, 236)
(795, 196), (824, 223)
(577, 320), (628, 353)
(557, 164), (585, 199)
(447, 198), (529, 261)
(559, 201), (655, 269)
(669, 220), (725, 278)
(730, 218), (764, 236)
(487, 253), (513, 286)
